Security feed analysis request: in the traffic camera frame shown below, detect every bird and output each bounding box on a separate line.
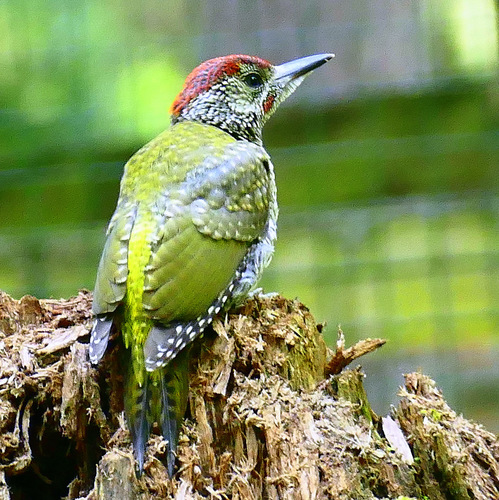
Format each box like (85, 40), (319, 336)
(88, 52), (333, 476)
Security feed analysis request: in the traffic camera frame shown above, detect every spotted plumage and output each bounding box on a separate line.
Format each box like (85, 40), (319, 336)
(89, 52), (333, 476)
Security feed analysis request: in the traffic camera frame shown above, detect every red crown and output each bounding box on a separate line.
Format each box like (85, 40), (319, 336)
(171, 55), (271, 117)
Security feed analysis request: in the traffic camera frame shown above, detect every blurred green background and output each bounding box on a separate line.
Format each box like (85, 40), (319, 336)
(1, 0), (498, 430)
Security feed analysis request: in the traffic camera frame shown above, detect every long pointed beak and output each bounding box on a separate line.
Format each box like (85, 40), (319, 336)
(274, 53), (334, 82)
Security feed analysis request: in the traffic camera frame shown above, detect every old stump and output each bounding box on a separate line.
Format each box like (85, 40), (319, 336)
(0, 290), (497, 499)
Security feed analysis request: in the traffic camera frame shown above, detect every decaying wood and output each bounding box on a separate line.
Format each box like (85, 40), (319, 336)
(325, 328), (386, 376)
(0, 289), (498, 499)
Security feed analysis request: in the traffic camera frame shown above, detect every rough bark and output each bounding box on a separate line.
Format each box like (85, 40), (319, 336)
(0, 290), (497, 499)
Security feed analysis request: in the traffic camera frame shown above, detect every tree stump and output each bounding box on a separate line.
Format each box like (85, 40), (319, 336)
(0, 290), (497, 499)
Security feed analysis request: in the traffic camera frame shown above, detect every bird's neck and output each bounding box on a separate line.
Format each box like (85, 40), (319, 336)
(171, 104), (263, 145)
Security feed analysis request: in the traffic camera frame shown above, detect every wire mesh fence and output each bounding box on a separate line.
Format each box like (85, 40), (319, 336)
(267, 192), (498, 345)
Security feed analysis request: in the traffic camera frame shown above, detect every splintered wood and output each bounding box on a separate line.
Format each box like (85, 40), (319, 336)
(0, 291), (498, 499)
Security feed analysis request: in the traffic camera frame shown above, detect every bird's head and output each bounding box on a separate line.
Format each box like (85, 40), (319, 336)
(170, 53), (333, 144)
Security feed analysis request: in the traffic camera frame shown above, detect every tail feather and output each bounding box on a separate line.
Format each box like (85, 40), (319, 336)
(153, 375), (180, 476)
(124, 361), (153, 473)
(124, 347), (190, 476)
(157, 349), (190, 477)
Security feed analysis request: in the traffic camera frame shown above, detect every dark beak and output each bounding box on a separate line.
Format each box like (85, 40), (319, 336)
(274, 53), (334, 83)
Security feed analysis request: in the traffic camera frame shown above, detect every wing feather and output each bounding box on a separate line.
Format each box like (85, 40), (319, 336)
(92, 121), (273, 336)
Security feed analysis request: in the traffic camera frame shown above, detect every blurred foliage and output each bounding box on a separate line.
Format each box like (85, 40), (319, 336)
(0, 0), (498, 430)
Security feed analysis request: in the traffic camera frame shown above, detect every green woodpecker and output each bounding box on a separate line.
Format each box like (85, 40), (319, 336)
(89, 53), (333, 475)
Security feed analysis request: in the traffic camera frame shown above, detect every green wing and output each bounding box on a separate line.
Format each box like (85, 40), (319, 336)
(142, 138), (271, 322)
(142, 215), (249, 321)
(91, 121), (272, 339)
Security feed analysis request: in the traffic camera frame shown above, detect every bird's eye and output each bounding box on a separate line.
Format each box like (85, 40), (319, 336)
(243, 73), (264, 89)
